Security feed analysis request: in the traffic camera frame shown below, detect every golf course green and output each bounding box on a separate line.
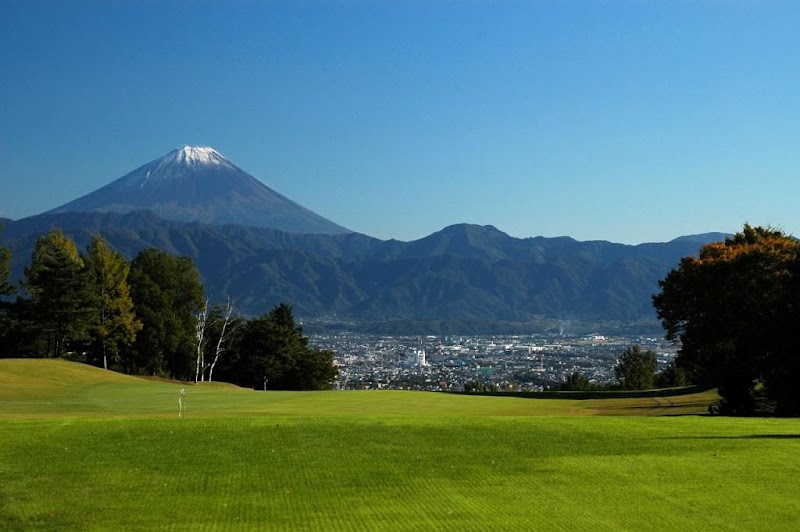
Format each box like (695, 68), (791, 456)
(1, 359), (798, 530)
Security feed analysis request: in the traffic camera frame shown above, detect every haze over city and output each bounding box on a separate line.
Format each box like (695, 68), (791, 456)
(2, 1), (798, 243)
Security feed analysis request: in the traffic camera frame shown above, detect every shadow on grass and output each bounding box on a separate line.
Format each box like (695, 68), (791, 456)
(620, 402), (712, 410)
(667, 434), (800, 440)
(455, 385), (713, 401)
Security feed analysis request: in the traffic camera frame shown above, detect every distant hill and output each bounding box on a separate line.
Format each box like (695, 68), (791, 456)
(670, 232), (730, 244)
(46, 146), (351, 235)
(2, 212), (713, 324)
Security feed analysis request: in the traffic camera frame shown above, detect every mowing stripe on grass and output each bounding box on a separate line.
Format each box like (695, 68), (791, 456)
(2, 416), (800, 530)
(2, 360), (797, 530)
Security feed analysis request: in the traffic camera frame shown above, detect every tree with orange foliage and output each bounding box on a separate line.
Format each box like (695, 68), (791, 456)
(653, 225), (800, 415)
(83, 235), (142, 371)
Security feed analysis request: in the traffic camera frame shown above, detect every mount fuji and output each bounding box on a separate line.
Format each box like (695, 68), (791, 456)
(46, 146), (351, 235)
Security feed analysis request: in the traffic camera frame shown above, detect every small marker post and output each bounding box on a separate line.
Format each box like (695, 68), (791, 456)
(179, 388), (186, 417)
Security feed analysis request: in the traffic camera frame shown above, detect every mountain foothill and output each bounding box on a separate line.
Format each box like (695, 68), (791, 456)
(2, 146), (724, 326)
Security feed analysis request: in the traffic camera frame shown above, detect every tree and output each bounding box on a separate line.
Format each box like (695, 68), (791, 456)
(83, 235), (142, 370)
(654, 360), (688, 389)
(21, 230), (93, 358)
(464, 380), (498, 393)
(235, 303), (337, 390)
(206, 297), (240, 382)
(560, 371), (593, 391)
(194, 298), (209, 383)
(126, 249), (204, 378)
(0, 224), (13, 298)
(653, 224), (800, 414)
(614, 345), (657, 390)
(761, 252), (800, 415)
(0, 225), (15, 347)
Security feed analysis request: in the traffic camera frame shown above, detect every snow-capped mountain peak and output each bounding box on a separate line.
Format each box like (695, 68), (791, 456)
(45, 146), (352, 235)
(149, 146), (232, 176)
(167, 146), (227, 167)
(133, 146), (237, 187)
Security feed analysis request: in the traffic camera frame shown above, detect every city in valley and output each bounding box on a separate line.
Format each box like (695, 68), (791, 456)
(309, 331), (677, 392)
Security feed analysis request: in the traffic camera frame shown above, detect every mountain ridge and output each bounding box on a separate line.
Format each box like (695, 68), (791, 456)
(2, 210), (724, 324)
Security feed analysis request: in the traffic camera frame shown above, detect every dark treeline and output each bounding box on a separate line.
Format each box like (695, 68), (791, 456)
(558, 345), (686, 393)
(0, 227), (337, 390)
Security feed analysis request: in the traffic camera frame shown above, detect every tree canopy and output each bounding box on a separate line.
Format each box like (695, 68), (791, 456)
(21, 230), (94, 358)
(83, 235), (142, 371)
(2, 229), (337, 390)
(0, 225), (14, 346)
(126, 248), (205, 378)
(229, 303), (338, 390)
(0, 224), (13, 298)
(653, 224), (800, 415)
(614, 345), (657, 390)
(560, 371), (594, 391)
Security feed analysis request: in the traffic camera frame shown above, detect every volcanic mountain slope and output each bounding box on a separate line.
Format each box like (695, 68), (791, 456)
(47, 146), (351, 235)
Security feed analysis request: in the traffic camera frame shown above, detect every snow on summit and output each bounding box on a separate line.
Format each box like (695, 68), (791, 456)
(152, 146), (230, 174)
(135, 146), (235, 187)
(44, 145), (352, 234)
(168, 146), (226, 166)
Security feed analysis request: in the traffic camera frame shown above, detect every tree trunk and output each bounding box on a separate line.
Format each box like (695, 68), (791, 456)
(194, 299), (209, 383)
(208, 297), (235, 382)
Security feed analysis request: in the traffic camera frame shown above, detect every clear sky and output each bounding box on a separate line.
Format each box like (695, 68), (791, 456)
(1, 1), (798, 244)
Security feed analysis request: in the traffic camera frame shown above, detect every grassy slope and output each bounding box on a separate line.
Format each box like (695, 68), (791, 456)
(0, 359), (717, 418)
(1, 359), (799, 531)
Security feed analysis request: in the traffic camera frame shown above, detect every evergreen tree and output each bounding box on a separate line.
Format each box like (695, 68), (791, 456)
(654, 360), (688, 388)
(614, 345), (657, 390)
(0, 224), (13, 298)
(236, 303), (337, 390)
(21, 230), (93, 358)
(560, 371), (594, 391)
(83, 235), (142, 370)
(0, 225), (15, 352)
(126, 248), (204, 378)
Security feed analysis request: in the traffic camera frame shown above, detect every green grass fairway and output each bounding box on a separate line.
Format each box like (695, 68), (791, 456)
(0, 359), (717, 418)
(2, 360), (799, 530)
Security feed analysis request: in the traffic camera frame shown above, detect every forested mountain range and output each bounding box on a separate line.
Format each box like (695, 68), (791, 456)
(1, 211), (722, 324)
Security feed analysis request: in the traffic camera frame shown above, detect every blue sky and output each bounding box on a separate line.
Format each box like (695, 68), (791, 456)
(1, 1), (798, 243)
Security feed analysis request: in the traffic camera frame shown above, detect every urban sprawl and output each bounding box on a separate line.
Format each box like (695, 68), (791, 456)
(309, 332), (678, 392)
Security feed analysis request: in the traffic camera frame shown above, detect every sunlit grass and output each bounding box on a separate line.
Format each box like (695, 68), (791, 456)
(1, 359), (798, 530)
(0, 359), (717, 418)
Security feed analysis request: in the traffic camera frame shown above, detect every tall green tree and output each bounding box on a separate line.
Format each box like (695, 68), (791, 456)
(126, 248), (204, 378)
(560, 371), (594, 391)
(0, 224), (15, 350)
(614, 345), (657, 390)
(83, 235), (142, 371)
(761, 251), (800, 415)
(0, 224), (13, 298)
(654, 360), (688, 389)
(653, 224), (800, 414)
(21, 230), (94, 358)
(235, 303), (337, 390)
